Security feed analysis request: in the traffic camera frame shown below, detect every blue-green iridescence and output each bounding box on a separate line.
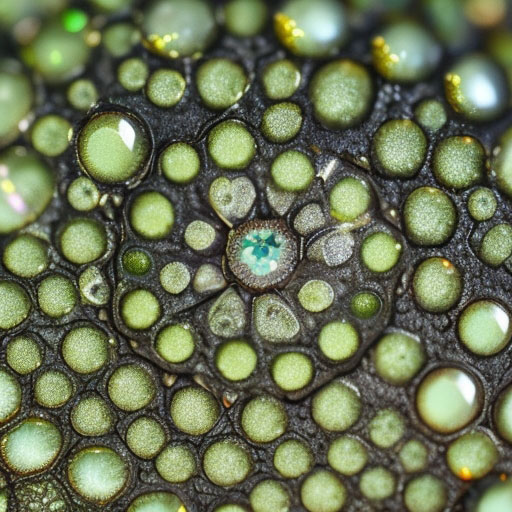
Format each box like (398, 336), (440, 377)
(240, 229), (286, 276)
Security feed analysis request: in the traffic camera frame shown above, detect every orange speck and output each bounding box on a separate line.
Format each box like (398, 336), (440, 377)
(500, 473), (508, 481)
(459, 466), (472, 480)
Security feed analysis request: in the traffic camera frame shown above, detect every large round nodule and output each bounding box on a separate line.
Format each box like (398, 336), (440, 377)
(225, 219), (298, 291)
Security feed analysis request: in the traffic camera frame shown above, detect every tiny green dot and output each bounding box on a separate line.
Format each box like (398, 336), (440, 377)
(70, 395), (113, 436)
(241, 396), (288, 443)
(271, 352), (313, 392)
(108, 364), (155, 412)
(399, 440), (428, 473)
(156, 444), (196, 483)
(118, 58), (149, 92)
(121, 289), (161, 330)
(298, 279), (334, 312)
(262, 59), (301, 100)
(155, 324), (195, 363)
(301, 470), (346, 512)
(414, 99), (447, 132)
(271, 150), (314, 192)
(34, 370), (73, 408)
(273, 439), (313, 479)
(329, 177), (371, 222)
(6, 335), (42, 375)
(261, 102), (303, 143)
(216, 339), (257, 381)
(203, 440), (252, 487)
(359, 466), (396, 501)
(67, 177), (100, 212)
(327, 436), (367, 475)
(127, 417), (166, 460)
(146, 69), (186, 108)
(318, 321), (359, 361)
(160, 142), (200, 184)
(404, 474), (447, 512)
(37, 274), (76, 318)
(368, 408), (405, 448)
(468, 188), (497, 222)
(350, 291), (381, 319)
(184, 220), (216, 251)
(31, 115), (71, 157)
(123, 249), (151, 276)
(361, 231), (402, 272)
(208, 120), (256, 170)
(479, 223), (512, 266)
(3, 234), (48, 278)
(130, 191), (174, 240)
(59, 218), (107, 265)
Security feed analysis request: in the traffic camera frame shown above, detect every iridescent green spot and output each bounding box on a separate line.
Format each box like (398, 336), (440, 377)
(479, 223), (512, 266)
(127, 417), (166, 460)
(156, 444), (196, 483)
(34, 370), (73, 408)
(262, 59), (301, 100)
(3, 234), (48, 278)
(59, 218), (107, 264)
(404, 474), (447, 512)
(37, 274), (76, 318)
(108, 364), (155, 412)
(216, 340), (257, 381)
(298, 279), (334, 312)
(146, 69), (186, 108)
(67, 177), (100, 212)
(327, 436), (367, 476)
(404, 187), (457, 246)
(468, 188), (497, 221)
(0, 281), (30, 330)
(374, 332), (425, 385)
(271, 352), (313, 392)
(224, 0), (268, 37)
(262, 102), (302, 143)
(399, 440), (428, 473)
(6, 336), (42, 375)
(300, 470), (346, 512)
(359, 466), (396, 501)
(318, 321), (359, 361)
(413, 257), (462, 313)
(118, 58), (149, 92)
(361, 231), (401, 272)
(239, 228), (285, 275)
(208, 120), (255, 170)
(197, 59), (247, 110)
(250, 480), (290, 512)
(61, 8), (88, 33)
(184, 220), (216, 251)
(241, 396), (288, 443)
(170, 386), (219, 435)
(329, 177), (371, 222)
(161, 142), (200, 184)
(0, 370), (21, 425)
(67, 79), (98, 111)
(62, 325), (109, 374)
(416, 367), (482, 434)
(31, 114), (71, 157)
(156, 324), (195, 363)
(368, 408), (405, 448)
(273, 439), (313, 479)
(414, 99), (447, 132)
(372, 120), (427, 178)
(350, 291), (381, 319)
(123, 249), (151, 276)
(203, 440), (252, 487)
(71, 395), (113, 437)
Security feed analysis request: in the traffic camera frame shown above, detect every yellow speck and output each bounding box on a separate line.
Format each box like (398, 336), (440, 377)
(86, 30), (101, 47)
(371, 35), (399, 78)
(177, 505), (187, 512)
(459, 466), (473, 480)
(274, 12), (304, 54)
(1, 179), (15, 195)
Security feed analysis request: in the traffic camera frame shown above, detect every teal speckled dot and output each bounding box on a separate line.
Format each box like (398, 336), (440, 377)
(208, 120), (256, 170)
(479, 223), (512, 266)
(468, 188), (497, 222)
(414, 99), (447, 132)
(261, 102), (303, 143)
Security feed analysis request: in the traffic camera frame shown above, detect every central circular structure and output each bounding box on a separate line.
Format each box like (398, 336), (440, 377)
(225, 219), (299, 291)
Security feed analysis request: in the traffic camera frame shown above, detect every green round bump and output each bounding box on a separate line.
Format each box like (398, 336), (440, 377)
(161, 142), (200, 184)
(34, 370), (73, 408)
(130, 191), (175, 240)
(0, 148), (55, 235)
(6, 335), (42, 375)
(458, 300), (511, 356)
(126, 417), (166, 460)
(146, 69), (186, 108)
(474, 480), (512, 512)
(261, 102), (303, 143)
(495, 384), (512, 443)
(77, 111), (150, 184)
(22, 21), (90, 82)
(103, 22), (139, 58)
(0, 418), (62, 475)
(275, 0), (348, 58)
(318, 321), (359, 361)
(216, 340), (257, 381)
(37, 274), (76, 318)
(184, 220), (216, 251)
(224, 0), (268, 37)
(108, 364), (155, 412)
(327, 436), (367, 476)
(123, 249), (151, 276)
(156, 444), (196, 483)
(445, 54), (508, 122)
(155, 324), (195, 363)
(31, 115), (71, 157)
(70, 395), (113, 436)
(160, 262), (190, 295)
(404, 474), (447, 512)
(59, 218), (107, 264)
(312, 381), (361, 432)
(479, 223), (512, 266)
(203, 440), (252, 487)
(361, 232), (402, 272)
(250, 480), (290, 512)
(416, 367), (482, 434)
(300, 470), (346, 512)
(350, 291), (381, 319)
(67, 79), (98, 111)
(0, 370), (21, 424)
(271, 352), (313, 392)
(62, 325), (109, 374)
(372, 120), (427, 178)
(117, 58), (148, 92)
(468, 188), (497, 221)
(446, 432), (498, 480)
(414, 99), (447, 132)
(433, 136), (484, 190)
(329, 177), (371, 222)
(399, 440), (428, 473)
(67, 177), (100, 212)
(197, 59), (247, 110)
(273, 439), (313, 479)
(0, 70), (32, 144)
(67, 446), (129, 504)
(404, 187), (457, 246)
(141, 0), (217, 58)
(170, 386), (219, 435)
(372, 21), (441, 82)
(369, 408), (405, 448)
(208, 120), (255, 170)
(127, 492), (186, 512)
(359, 466), (396, 501)
(412, 257), (462, 313)
(262, 59), (301, 100)
(271, 150), (314, 192)
(3, 234), (48, 278)
(298, 279), (334, 313)
(309, 60), (373, 129)
(0, 281), (31, 330)
(492, 126), (512, 199)
(241, 396), (288, 443)
(374, 332), (425, 385)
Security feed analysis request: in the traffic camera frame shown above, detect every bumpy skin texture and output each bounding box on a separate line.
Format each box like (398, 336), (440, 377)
(1, 1), (512, 511)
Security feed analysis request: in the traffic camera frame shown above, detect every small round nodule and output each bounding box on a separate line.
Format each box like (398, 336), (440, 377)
(226, 219), (298, 291)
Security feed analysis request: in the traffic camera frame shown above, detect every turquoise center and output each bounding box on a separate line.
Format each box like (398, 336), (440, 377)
(240, 229), (286, 276)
